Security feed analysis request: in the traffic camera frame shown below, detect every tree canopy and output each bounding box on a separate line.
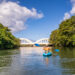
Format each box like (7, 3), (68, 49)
(0, 23), (20, 49)
(49, 16), (75, 47)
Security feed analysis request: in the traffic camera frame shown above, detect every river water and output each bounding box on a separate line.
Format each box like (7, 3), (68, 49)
(0, 47), (75, 75)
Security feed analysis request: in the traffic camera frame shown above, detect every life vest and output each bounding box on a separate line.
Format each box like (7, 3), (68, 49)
(43, 47), (50, 50)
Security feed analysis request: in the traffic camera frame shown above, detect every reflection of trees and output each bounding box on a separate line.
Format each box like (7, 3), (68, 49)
(59, 47), (75, 74)
(59, 47), (74, 58)
(0, 49), (20, 68)
(0, 55), (12, 67)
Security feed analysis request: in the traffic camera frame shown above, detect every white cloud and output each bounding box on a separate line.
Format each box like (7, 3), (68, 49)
(0, 1), (43, 32)
(70, 4), (75, 15)
(71, 0), (75, 3)
(63, 12), (70, 20)
(63, 0), (75, 20)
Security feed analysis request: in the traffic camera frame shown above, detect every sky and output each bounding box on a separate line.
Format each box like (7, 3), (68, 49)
(0, 0), (75, 41)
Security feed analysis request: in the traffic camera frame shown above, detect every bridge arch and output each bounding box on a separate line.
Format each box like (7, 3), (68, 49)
(35, 38), (49, 44)
(20, 38), (33, 44)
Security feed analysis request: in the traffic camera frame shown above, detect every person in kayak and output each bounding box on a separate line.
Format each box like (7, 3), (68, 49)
(43, 45), (52, 54)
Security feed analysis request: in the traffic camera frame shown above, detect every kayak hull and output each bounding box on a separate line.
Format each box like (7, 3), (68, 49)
(43, 52), (52, 56)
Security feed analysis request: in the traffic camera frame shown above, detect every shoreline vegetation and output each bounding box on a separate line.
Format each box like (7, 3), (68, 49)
(0, 23), (20, 50)
(49, 16), (75, 47)
(0, 16), (75, 49)
(20, 44), (52, 47)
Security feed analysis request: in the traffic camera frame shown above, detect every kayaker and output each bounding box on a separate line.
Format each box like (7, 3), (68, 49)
(43, 45), (51, 53)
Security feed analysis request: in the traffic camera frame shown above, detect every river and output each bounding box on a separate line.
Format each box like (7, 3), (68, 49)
(0, 47), (75, 75)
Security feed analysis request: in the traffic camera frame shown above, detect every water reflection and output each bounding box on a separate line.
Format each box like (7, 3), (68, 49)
(59, 47), (75, 75)
(20, 47), (43, 57)
(44, 57), (49, 65)
(0, 47), (75, 75)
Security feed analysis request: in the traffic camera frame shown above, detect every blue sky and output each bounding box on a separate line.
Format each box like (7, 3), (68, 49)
(15, 0), (71, 40)
(0, 0), (74, 41)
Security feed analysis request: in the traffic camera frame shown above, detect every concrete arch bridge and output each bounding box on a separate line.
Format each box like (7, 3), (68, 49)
(20, 38), (49, 46)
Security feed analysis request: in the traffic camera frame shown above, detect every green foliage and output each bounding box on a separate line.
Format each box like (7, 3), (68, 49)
(0, 23), (20, 49)
(49, 16), (75, 47)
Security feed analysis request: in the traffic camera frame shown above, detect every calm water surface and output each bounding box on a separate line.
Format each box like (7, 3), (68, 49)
(0, 47), (75, 75)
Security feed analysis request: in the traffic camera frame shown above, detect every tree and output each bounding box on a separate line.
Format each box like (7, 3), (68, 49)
(49, 16), (75, 47)
(0, 23), (20, 49)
